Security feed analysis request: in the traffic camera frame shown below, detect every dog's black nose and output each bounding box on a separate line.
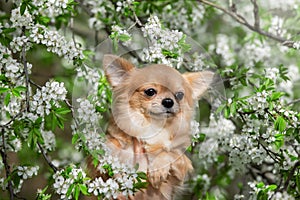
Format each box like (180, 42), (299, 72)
(162, 98), (174, 108)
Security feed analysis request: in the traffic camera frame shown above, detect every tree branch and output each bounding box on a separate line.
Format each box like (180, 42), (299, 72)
(250, 0), (260, 29)
(197, 0), (295, 48)
(37, 142), (58, 172)
(286, 98), (300, 106)
(0, 128), (14, 200)
(283, 161), (300, 191)
(22, 26), (30, 112)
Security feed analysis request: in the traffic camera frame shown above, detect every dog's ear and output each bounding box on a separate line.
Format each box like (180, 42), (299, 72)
(103, 54), (135, 87)
(183, 71), (214, 100)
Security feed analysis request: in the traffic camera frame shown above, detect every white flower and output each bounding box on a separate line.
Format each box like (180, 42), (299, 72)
(10, 8), (33, 28)
(265, 67), (279, 81)
(31, 80), (67, 117)
(142, 15), (162, 39)
(293, 41), (300, 49)
(41, 130), (56, 151)
(214, 34), (235, 66)
(28, 25), (84, 62)
(239, 38), (271, 67)
(17, 166), (39, 180)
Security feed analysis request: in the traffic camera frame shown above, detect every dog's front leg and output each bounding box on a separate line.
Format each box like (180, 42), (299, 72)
(147, 151), (175, 189)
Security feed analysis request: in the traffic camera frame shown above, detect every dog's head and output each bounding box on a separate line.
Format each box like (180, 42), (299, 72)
(103, 54), (214, 139)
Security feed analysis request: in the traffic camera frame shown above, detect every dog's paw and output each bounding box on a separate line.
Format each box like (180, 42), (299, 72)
(148, 163), (170, 189)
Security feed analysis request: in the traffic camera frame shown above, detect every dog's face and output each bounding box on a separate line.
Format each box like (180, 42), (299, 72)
(126, 65), (192, 121)
(103, 54), (214, 138)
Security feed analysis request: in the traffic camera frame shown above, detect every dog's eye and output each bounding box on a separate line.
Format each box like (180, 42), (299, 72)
(175, 92), (184, 100)
(144, 88), (157, 97)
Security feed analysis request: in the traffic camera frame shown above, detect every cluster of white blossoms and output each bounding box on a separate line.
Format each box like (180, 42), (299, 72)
(84, 0), (134, 30)
(75, 65), (101, 94)
(247, 90), (270, 115)
(29, 25), (84, 62)
(115, 0), (134, 12)
(10, 36), (32, 53)
(41, 130), (56, 151)
(73, 98), (104, 151)
(38, 0), (69, 20)
(248, 181), (295, 200)
(53, 167), (87, 199)
(141, 15), (185, 67)
(278, 64), (300, 97)
(31, 81), (67, 117)
(189, 53), (211, 71)
(88, 155), (137, 198)
(165, 3), (205, 30)
(10, 8), (33, 28)
(268, 16), (287, 37)
(83, 0), (106, 30)
(52, 156), (138, 199)
(265, 67), (280, 81)
(1, 165), (39, 193)
(76, 98), (100, 124)
(111, 25), (132, 46)
(209, 34), (235, 66)
(8, 3), (84, 63)
(293, 41), (300, 49)
(0, 43), (32, 85)
(239, 38), (271, 67)
(262, 0), (299, 11)
(17, 165), (39, 180)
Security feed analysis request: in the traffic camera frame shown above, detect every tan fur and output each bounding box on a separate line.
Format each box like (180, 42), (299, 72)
(87, 54), (214, 199)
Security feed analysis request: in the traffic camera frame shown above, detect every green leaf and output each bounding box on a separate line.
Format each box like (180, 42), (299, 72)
(79, 184), (89, 195)
(197, 133), (206, 142)
(66, 184), (74, 197)
(274, 133), (284, 149)
(4, 93), (11, 106)
(2, 28), (16, 34)
(230, 102), (237, 116)
(74, 185), (80, 200)
(257, 190), (268, 200)
(270, 92), (284, 101)
(119, 34), (131, 42)
(215, 104), (225, 114)
(224, 106), (230, 118)
(20, 2), (27, 15)
(55, 107), (71, 115)
(296, 175), (300, 193)
(256, 182), (265, 188)
(72, 133), (79, 144)
(11, 88), (21, 98)
(36, 15), (51, 26)
(266, 184), (277, 191)
(274, 116), (286, 132)
(136, 172), (147, 180)
(14, 86), (27, 92)
(178, 34), (191, 53)
(162, 49), (179, 59)
(133, 181), (148, 190)
(186, 145), (192, 152)
(0, 87), (9, 94)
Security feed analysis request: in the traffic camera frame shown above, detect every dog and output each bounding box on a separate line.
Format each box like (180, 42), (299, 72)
(88, 54), (214, 199)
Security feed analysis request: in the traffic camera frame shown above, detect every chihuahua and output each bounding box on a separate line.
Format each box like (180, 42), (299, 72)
(89, 54), (214, 199)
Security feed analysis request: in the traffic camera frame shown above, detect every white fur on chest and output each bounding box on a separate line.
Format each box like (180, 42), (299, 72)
(137, 125), (173, 153)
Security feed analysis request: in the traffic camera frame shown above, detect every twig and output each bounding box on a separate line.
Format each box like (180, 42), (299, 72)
(250, 0), (260, 29)
(286, 98), (300, 106)
(197, 0), (295, 48)
(0, 128), (14, 200)
(37, 142), (58, 172)
(29, 80), (42, 89)
(22, 26), (30, 112)
(283, 161), (300, 191)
